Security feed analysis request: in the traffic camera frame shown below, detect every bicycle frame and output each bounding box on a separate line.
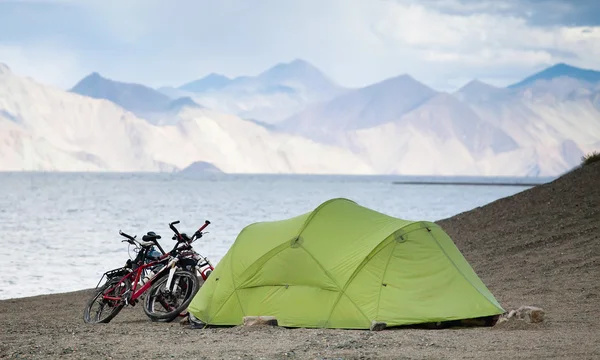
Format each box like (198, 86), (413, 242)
(102, 253), (173, 304)
(196, 255), (214, 280)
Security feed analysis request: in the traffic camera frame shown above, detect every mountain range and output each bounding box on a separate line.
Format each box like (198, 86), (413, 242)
(1, 60), (599, 176)
(158, 59), (346, 125)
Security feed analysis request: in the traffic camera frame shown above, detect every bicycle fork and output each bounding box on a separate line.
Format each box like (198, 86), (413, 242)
(165, 257), (180, 293)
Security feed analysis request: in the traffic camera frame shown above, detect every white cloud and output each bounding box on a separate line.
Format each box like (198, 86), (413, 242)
(369, 1), (600, 87)
(0, 0), (598, 91)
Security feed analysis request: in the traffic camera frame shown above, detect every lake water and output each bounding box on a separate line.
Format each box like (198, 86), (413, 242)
(0, 172), (546, 300)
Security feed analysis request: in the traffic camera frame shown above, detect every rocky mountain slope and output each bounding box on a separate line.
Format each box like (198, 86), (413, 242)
(277, 64), (600, 176)
(0, 63), (373, 174)
(70, 72), (201, 123)
(278, 74), (438, 142)
(508, 63), (600, 88)
(2, 60), (599, 176)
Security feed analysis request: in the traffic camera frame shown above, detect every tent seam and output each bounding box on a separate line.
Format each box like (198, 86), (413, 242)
(229, 241), (246, 318)
(207, 243), (290, 323)
(300, 246), (371, 327)
(295, 198), (357, 237)
(375, 240), (398, 321)
(217, 201), (337, 322)
(293, 198), (371, 327)
(236, 241), (293, 288)
(425, 226), (504, 312)
(204, 290), (236, 324)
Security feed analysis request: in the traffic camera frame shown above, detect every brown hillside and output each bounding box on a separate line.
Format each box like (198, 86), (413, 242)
(437, 161), (600, 321)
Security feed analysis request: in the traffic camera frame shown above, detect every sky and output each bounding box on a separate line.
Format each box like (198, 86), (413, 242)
(0, 0), (599, 91)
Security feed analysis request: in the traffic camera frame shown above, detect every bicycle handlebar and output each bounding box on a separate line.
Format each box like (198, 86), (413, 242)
(169, 220), (210, 240)
(163, 219), (210, 255)
(119, 220), (211, 256)
(119, 230), (135, 241)
(119, 230), (154, 249)
(169, 221), (181, 237)
(197, 220), (210, 233)
(119, 230), (141, 247)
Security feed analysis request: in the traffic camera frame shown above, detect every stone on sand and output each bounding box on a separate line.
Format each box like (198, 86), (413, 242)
(243, 316), (278, 326)
(496, 305), (545, 325)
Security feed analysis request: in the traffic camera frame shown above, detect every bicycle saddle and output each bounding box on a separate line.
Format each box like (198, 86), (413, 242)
(142, 231), (161, 242)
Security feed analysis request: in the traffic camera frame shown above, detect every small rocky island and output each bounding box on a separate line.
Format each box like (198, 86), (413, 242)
(178, 161), (223, 175)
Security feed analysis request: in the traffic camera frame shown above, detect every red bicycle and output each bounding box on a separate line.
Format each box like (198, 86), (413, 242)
(83, 220), (211, 324)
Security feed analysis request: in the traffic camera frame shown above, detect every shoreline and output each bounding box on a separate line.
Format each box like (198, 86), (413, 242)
(391, 181), (542, 187)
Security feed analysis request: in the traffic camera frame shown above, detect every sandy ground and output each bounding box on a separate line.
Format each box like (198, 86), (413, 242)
(1, 162), (599, 359)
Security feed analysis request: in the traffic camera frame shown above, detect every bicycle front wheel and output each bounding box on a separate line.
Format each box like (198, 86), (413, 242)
(143, 270), (199, 323)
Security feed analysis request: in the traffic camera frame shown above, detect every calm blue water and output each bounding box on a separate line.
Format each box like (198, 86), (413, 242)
(0, 172), (543, 300)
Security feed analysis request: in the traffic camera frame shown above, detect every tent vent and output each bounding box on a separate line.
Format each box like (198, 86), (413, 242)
(290, 236), (304, 248)
(393, 231), (407, 243)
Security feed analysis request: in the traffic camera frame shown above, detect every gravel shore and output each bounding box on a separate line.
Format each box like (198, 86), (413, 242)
(2, 162), (599, 359)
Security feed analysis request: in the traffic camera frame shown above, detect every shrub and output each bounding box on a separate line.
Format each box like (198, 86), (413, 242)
(581, 151), (600, 166)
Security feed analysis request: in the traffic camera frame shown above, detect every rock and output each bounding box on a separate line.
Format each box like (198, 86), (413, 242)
(495, 305), (545, 325)
(370, 321), (386, 331)
(515, 305), (545, 323)
(243, 316), (278, 327)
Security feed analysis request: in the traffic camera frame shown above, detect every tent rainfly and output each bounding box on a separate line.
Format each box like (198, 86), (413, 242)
(187, 198), (504, 329)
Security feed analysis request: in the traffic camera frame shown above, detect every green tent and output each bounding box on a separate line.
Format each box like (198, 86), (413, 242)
(188, 198), (503, 329)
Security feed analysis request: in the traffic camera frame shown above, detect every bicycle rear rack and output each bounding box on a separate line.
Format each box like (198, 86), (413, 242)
(95, 267), (131, 289)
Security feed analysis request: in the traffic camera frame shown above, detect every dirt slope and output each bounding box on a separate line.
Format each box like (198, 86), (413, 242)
(1, 162), (599, 359)
(438, 161), (600, 320)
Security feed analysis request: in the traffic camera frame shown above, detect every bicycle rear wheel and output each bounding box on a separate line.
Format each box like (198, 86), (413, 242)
(143, 270), (199, 323)
(83, 277), (131, 324)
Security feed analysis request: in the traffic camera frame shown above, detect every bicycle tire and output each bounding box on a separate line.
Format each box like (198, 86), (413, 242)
(83, 277), (130, 324)
(143, 269), (199, 323)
